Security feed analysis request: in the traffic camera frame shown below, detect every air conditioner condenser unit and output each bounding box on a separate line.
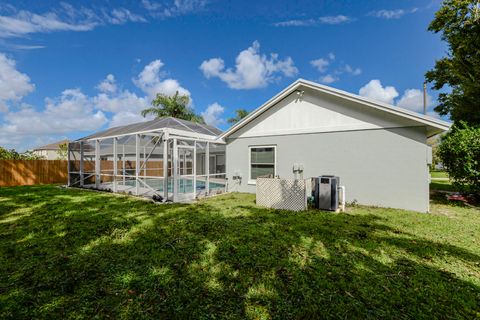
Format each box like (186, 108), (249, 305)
(312, 175), (340, 211)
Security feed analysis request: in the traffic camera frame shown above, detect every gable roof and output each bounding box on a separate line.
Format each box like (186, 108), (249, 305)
(33, 139), (69, 151)
(220, 79), (451, 139)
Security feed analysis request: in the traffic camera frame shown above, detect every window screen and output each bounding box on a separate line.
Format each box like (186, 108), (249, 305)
(250, 146), (275, 180)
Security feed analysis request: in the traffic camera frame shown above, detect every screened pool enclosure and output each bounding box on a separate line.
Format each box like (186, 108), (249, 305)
(68, 117), (226, 202)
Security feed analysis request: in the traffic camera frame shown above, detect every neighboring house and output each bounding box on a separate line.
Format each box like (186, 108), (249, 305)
(33, 139), (69, 160)
(222, 79), (450, 212)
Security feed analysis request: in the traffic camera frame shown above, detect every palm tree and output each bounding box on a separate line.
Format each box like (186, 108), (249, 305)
(141, 91), (205, 123)
(227, 109), (249, 124)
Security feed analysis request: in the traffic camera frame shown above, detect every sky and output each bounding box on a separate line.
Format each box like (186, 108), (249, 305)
(0, 0), (447, 151)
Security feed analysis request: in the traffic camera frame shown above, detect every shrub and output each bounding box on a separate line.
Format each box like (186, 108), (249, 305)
(438, 122), (480, 195)
(0, 146), (44, 160)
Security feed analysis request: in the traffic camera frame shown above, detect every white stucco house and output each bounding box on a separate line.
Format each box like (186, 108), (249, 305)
(33, 139), (69, 160)
(222, 79), (450, 212)
(68, 79), (450, 212)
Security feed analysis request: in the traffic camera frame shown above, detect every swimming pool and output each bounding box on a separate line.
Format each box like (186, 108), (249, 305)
(122, 178), (225, 194)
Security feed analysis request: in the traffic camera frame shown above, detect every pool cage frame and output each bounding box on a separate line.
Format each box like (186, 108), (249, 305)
(67, 118), (226, 202)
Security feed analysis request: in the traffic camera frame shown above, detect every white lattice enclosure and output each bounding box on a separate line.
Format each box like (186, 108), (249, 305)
(256, 178), (307, 211)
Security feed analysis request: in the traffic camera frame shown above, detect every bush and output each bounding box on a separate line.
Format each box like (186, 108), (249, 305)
(0, 146), (44, 160)
(438, 122), (480, 195)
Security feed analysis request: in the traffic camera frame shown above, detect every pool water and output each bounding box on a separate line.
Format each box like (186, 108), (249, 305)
(123, 178), (225, 194)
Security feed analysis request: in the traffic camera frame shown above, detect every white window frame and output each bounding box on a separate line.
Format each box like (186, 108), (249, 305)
(248, 145), (277, 185)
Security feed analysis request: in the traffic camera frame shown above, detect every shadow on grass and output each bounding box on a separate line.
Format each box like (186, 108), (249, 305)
(1, 186), (479, 319)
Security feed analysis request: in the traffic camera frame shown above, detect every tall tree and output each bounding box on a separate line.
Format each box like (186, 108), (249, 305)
(425, 0), (480, 125)
(141, 91), (205, 123)
(227, 109), (249, 124)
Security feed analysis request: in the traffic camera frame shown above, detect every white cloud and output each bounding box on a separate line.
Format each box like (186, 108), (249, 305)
(166, 0), (209, 15)
(344, 64), (362, 76)
(93, 73), (154, 129)
(359, 79), (399, 104)
(274, 15), (351, 27)
(369, 8), (418, 19)
(201, 102), (225, 126)
(0, 57), (192, 150)
(142, 0), (208, 18)
(311, 53), (360, 83)
(397, 88), (433, 113)
(0, 4), (146, 38)
(0, 89), (108, 151)
(141, 0), (163, 11)
(2, 89), (107, 137)
(96, 74), (117, 93)
(320, 74), (337, 84)
(109, 111), (152, 128)
(310, 52), (335, 73)
(200, 41), (298, 89)
(5, 44), (46, 50)
(318, 15), (351, 24)
(95, 60), (192, 128)
(107, 8), (146, 25)
(0, 10), (97, 38)
(310, 58), (330, 73)
(0, 53), (107, 148)
(133, 59), (190, 98)
(370, 9), (405, 19)
(273, 19), (317, 27)
(93, 74), (150, 128)
(358, 79), (437, 115)
(94, 91), (148, 114)
(0, 1), (211, 39)
(0, 53), (34, 111)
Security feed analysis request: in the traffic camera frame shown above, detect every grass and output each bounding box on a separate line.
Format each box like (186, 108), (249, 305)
(430, 180), (458, 192)
(430, 170), (449, 179)
(430, 170), (458, 192)
(1, 186), (479, 319)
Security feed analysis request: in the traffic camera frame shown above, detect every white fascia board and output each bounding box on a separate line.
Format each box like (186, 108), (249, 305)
(83, 127), (223, 143)
(84, 128), (166, 141)
(220, 78), (451, 139)
(165, 128), (225, 143)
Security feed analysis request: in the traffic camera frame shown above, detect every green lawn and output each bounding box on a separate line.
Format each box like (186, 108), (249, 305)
(430, 180), (458, 192)
(1, 186), (479, 319)
(430, 170), (457, 192)
(430, 170), (449, 179)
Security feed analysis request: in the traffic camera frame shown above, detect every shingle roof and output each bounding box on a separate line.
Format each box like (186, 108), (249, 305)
(33, 139), (69, 151)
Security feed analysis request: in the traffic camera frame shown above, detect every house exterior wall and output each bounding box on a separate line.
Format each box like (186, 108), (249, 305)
(33, 150), (63, 160)
(226, 127), (430, 212)
(224, 88), (432, 213)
